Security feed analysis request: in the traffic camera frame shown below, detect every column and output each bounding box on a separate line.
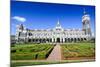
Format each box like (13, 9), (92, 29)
(54, 38), (55, 43)
(60, 38), (62, 43)
(52, 38), (54, 43)
(55, 38), (56, 43)
(63, 38), (65, 43)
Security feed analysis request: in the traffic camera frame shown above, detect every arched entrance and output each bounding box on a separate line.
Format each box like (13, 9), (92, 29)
(78, 38), (80, 41)
(68, 38), (70, 42)
(71, 38), (73, 42)
(65, 38), (67, 42)
(74, 38), (77, 42)
(28, 39), (31, 42)
(57, 38), (60, 43)
(84, 38), (86, 40)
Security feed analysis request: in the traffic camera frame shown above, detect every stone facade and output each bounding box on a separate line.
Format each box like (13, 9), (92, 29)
(15, 10), (92, 43)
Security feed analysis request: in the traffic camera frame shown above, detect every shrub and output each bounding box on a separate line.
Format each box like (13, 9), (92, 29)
(11, 49), (16, 53)
(61, 43), (95, 59)
(11, 44), (54, 60)
(37, 51), (46, 59)
(11, 53), (37, 60)
(46, 46), (54, 57)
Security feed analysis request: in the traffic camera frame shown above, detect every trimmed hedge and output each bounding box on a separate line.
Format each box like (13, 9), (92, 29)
(11, 53), (37, 60)
(37, 46), (54, 59)
(37, 51), (46, 59)
(61, 43), (95, 58)
(11, 44), (54, 60)
(46, 46), (54, 58)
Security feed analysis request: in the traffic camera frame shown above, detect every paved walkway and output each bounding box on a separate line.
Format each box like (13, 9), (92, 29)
(46, 44), (61, 61)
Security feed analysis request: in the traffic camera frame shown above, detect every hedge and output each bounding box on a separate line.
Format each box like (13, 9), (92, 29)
(11, 44), (54, 60)
(61, 43), (95, 58)
(37, 51), (47, 59)
(11, 53), (37, 60)
(37, 46), (54, 59)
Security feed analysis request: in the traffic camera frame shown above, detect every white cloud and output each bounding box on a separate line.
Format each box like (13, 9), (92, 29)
(12, 16), (26, 22)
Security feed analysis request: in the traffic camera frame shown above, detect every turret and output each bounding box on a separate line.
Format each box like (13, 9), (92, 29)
(15, 24), (24, 42)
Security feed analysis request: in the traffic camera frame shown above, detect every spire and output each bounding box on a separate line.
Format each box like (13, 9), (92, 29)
(83, 8), (87, 15)
(57, 19), (60, 25)
(54, 18), (63, 31)
(56, 18), (61, 28)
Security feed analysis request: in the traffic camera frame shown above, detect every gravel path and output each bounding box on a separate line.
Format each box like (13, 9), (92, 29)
(46, 44), (61, 61)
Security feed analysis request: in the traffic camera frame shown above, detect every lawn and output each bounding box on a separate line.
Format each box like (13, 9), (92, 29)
(61, 43), (95, 60)
(11, 43), (54, 60)
(11, 58), (95, 67)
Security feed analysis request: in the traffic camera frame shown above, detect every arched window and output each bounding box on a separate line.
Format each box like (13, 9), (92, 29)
(28, 33), (32, 36)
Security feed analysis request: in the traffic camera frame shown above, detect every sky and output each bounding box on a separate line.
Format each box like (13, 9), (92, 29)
(11, 1), (95, 35)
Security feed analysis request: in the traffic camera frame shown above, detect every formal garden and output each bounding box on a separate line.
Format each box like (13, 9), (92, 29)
(11, 43), (54, 60)
(61, 43), (95, 60)
(11, 42), (95, 66)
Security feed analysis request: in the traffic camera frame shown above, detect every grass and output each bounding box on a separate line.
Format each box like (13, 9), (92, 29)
(61, 43), (95, 59)
(11, 61), (60, 67)
(11, 59), (95, 67)
(11, 43), (54, 60)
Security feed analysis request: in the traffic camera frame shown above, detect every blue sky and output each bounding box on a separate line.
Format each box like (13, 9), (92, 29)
(11, 1), (95, 35)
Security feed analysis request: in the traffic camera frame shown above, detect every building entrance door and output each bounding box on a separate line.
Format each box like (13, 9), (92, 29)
(57, 38), (60, 43)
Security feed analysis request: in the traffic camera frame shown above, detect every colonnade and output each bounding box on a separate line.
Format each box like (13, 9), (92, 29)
(22, 37), (87, 43)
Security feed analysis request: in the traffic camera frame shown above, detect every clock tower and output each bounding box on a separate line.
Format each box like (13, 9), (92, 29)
(82, 9), (92, 37)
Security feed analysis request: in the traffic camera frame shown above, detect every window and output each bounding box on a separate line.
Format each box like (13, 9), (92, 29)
(28, 33), (32, 36)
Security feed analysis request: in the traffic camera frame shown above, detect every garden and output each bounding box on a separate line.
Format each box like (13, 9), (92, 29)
(11, 43), (54, 60)
(61, 43), (95, 60)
